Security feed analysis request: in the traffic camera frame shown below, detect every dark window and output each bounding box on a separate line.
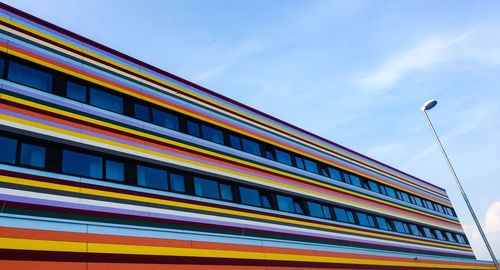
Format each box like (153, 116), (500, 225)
(8, 61), (52, 92)
(350, 175), (363, 187)
(134, 103), (151, 122)
(229, 134), (242, 150)
(201, 125), (224, 144)
(90, 88), (123, 114)
(276, 194), (295, 212)
(0, 136), (17, 164)
(303, 158), (319, 174)
(260, 194), (272, 208)
(436, 204), (445, 213)
(169, 173), (186, 193)
(105, 160), (124, 182)
(66, 81), (87, 102)
(264, 148), (275, 160)
(376, 217), (393, 231)
(241, 138), (261, 156)
(409, 224), (423, 237)
(152, 108), (179, 130)
(328, 167), (341, 181)
(239, 186), (261, 207)
(425, 200), (435, 210)
(294, 201), (304, 214)
(393, 221), (410, 234)
(137, 165), (168, 190)
(219, 183), (233, 201)
(413, 196), (423, 207)
(456, 234), (466, 244)
(19, 143), (46, 168)
(322, 205), (332, 219)
(307, 201), (324, 218)
(333, 207), (356, 224)
(0, 58), (4, 75)
(295, 156), (305, 170)
(194, 177), (219, 199)
(367, 181), (380, 193)
(275, 149), (292, 166)
(357, 212), (376, 227)
(385, 187), (397, 198)
(378, 185), (387, 195)
(445, 232), (456, 242)
(319, 166), (329, 177)
(399, 191), (411, 203)
(423, 227), (435, 239)
(186, 120), (201, 137)
(434, 229), (446, 241)
(62, 150), (103, 179)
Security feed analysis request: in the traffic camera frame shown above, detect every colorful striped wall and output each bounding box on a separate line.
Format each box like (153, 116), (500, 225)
(0, 2), (497, 269)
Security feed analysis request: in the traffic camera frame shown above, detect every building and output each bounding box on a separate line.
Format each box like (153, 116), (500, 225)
(0, 3), (497, 270)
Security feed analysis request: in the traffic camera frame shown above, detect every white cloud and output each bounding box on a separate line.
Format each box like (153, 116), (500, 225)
(486, 201), (500, 233)
(358, 32), (472, 91)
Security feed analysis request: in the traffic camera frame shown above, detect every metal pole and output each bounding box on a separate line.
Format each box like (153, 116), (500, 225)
(422, 110), (499, 269)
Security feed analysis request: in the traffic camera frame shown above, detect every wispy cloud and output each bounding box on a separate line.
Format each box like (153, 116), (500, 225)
(358, 32), (472, 92)
(486, 201), (500, 234)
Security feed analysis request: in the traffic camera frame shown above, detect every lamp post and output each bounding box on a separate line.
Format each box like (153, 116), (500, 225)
(421, 99), (499, 269)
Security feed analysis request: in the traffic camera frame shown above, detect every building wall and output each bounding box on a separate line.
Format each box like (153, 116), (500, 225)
(0, 3), (496, 269)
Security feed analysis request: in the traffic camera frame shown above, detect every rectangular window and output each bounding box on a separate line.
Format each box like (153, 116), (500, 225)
(66, 81), (87, 102)
(436, 204), (445, 213)
(8, 61), (52, 92)
(423, 227), (435, 239)
(275, 149), (292, 166)
(239, 186), (261, 207)
(169, 173), (186, 193)
(0, 136), (17, 164)
(322, 205), (332, 219)
(294, 201), (304, 214)
(399, 191), (411, 203)
(367, 181), (380, 193)
(333, 207), (356, 224)
(376, 217), (393, 231)
(260, 194), (272, 208)
(90, 88), (123, 114)
(385, 186), (397, 198)
(445, 232), (456, 242)
(134, 103), (151, 122)
(350, 175), (363, 187)
(294, 156), (305, 170)
(137, 165), (168, 190)
(201, 125), (224, 144)
(276, 194), (295, 212)
(328, 167), (341, 181)
(434, 229), (446, 241)
(152, 108), (179, 130)
(303, 158), (319, 174)
(194, 177), (220, 199)
(219, 183), (234, 201)
(0, 58), (4, 76)
(62, 150), (103, 179)
(228, 134), (241, 150)
(456, 234), (466, 244)
(393, 221), (410, 234)
(307, 201), (324, 218)
(19, 143), (46, 168)
(241, 137), (261, 156)
(187, 120), (201, 137)
(357, 212), (376, 227)
(264, 148), (275, 160)
(413, 196), (423, 207)
(105, 160), (124, 182)
(409, 224), (423, 237)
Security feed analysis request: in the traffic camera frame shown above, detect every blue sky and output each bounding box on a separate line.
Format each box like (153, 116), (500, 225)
(5, 0), (499, 260)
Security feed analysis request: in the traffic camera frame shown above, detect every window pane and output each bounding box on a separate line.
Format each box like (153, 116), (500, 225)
(134, 103), (150, 122)
(152, 108), (179, 130)
(0, 58), (4, 76)
(241, 138), (261, 156)
(393, 221), (409, 234)
(275, 149), (292, 166)
(201, 125), (224, 144)
(229, 134), (242, 150)
(423, 227), (435, 238)
(105, 160), (124, 182)
(350, 175), (362, 187)
(386, 187), (396, 198)
(239, 186), (261, 207)
(20, 143), (46, 168)
(0, 136), (17, 164)
(170, 173), (186, 193)
(276, 194), (295, 212)
(261, 194), (272, 208)
(334, 207), (350, 223)
(413, 196), (423, 207)
(137, 165), (168, 190)
(328, 167), (341, 181)
(220, 184), (233, 201)
(187, 120), (201, 137)
(303, 158), (319, 174)
(90, 88), (123, 114)
(295, 156), (305, 170)
(434, 229), (446, 240)
(322, 205), (332, 219)
(194, 177), (220, 199)
(265, 149), (275, 160)
(66, 81), (86, 102)
(410, 224), (423, 236)
(445, 232), (456, 242)
(62, 150), (102, 178)
(294, 202), (304, 214)
(307, 201), (324, 218)
(357, 212), (375, 227)
(368, 181), (380, 193)
(376, 217), (392, 231)
(8, 61), (52, 92)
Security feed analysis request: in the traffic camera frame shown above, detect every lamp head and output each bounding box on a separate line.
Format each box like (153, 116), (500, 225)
(421, 99), (438, 111)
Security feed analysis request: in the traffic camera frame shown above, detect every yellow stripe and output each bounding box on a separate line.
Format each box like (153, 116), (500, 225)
(0, 17), (451, 201)
(0, 93), (461, 228)
(0, 237), (490, 269)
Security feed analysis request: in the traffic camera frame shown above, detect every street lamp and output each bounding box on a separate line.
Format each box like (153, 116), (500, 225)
(421, 99), (499, 269)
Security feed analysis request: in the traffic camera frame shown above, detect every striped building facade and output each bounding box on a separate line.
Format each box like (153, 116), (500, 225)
(0, 3), (497, 270)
